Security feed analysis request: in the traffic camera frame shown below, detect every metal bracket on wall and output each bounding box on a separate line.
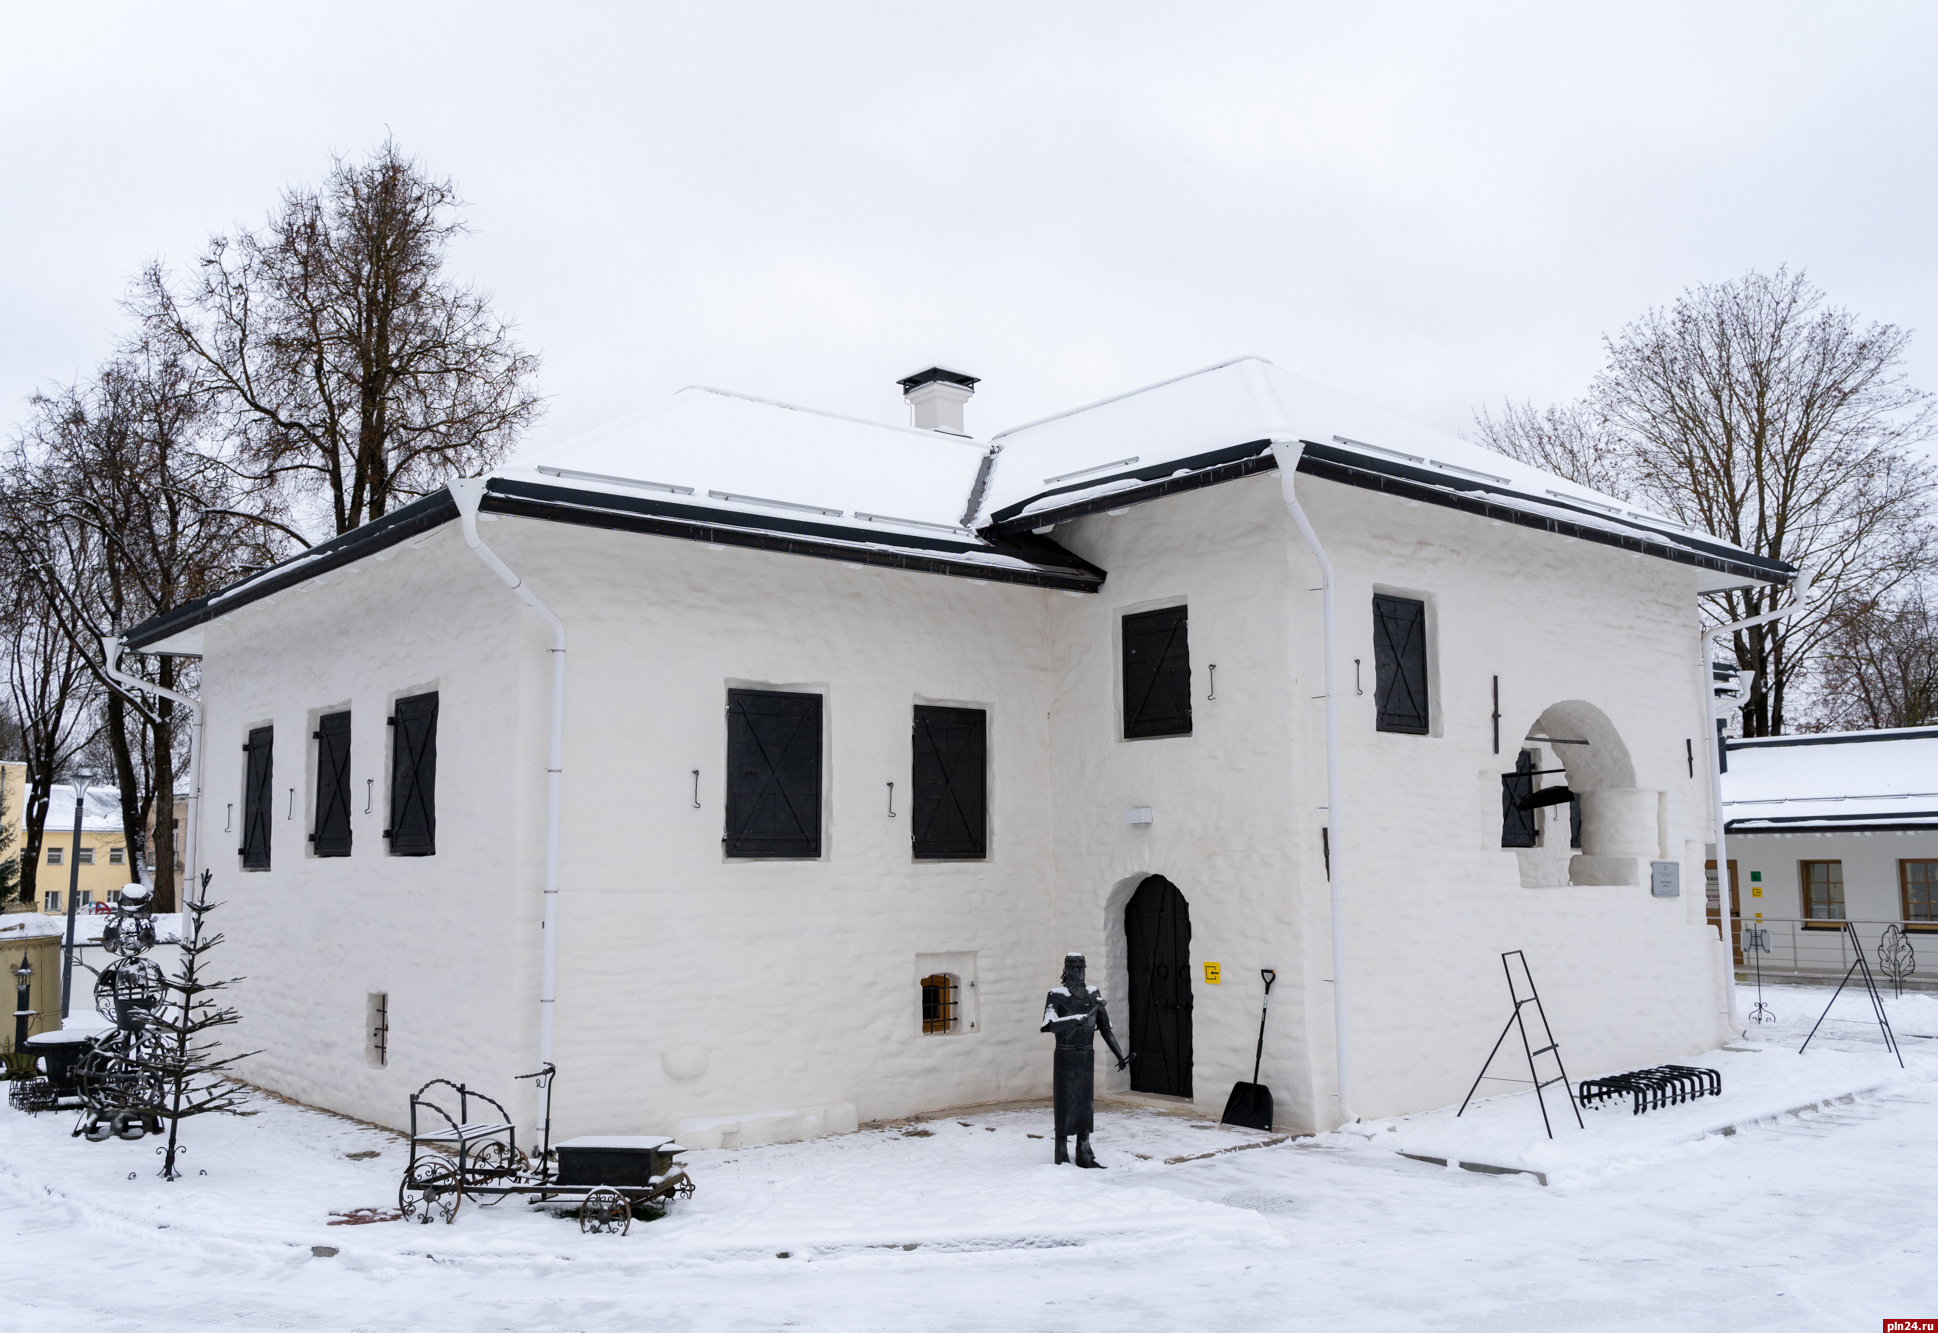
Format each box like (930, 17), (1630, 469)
(365, 779), (374, 813)
(224, 804), (233, 833)
(691, 770), (701, 809)
(886, 782), (896, 818)
(1355, 659), (1364, 695)
(287, 788), (294, 819)
(1207, 664), (1217, 700)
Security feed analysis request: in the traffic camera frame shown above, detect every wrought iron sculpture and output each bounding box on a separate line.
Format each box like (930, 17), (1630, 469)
(1578, 1065), (1721, 1115)
(1040, 952), (1131, 1167)
(398, 1063), (695, 1232)
(1800, 919), (1904, 1069)
(1742, 923), (1775, 1025)
(1457, 950), (1582, 1139)
(1877, 924), (1917, 1000)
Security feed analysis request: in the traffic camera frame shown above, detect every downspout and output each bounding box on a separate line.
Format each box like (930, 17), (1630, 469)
(102, 637), (201, 911)
(1267, 438), (1353, 1125)
(447, 479), (566, 1125)
(1698, 569), (1813, 1035)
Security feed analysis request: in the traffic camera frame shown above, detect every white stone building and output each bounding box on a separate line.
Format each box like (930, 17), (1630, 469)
(120, 357), (1793, 1145)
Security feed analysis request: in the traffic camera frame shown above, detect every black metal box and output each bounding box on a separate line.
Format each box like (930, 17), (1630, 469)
(553, 1135), (682, 1187)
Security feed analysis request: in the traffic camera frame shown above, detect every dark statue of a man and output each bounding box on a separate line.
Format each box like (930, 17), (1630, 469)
(1040, 952), (1129, 1167)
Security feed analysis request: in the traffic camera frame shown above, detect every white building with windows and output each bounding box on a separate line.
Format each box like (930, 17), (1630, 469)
(120, 357), (1794, 1144)
(1716, 727), (1938, 983)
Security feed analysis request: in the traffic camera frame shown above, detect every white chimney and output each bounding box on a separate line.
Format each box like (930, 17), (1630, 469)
(899, 367), (978, 435)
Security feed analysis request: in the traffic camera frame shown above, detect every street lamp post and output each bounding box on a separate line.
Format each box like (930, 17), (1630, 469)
(58, 771), (93, 1020)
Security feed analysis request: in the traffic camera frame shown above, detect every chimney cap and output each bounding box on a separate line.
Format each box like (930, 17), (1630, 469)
(898, 367), (979, 392)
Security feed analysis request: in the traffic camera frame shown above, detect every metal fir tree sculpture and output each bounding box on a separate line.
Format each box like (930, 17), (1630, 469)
(137, 869), (256, 1180)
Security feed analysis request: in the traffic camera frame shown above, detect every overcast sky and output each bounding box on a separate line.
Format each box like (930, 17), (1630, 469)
(4, 2), (1934, 453)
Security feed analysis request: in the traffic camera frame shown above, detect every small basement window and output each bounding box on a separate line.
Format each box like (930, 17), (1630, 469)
(367, 993), (389, 1068)
(921, 974), (959, 1034)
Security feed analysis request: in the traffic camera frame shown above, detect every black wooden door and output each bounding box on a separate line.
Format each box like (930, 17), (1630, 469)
(1125, 875), (1193, 1097)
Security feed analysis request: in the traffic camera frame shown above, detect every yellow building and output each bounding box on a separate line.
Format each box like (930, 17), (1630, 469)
(1, 764), (135, 916)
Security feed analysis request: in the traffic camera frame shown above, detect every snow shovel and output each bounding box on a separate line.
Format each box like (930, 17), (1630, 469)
(1220, 969), (1277, 1131)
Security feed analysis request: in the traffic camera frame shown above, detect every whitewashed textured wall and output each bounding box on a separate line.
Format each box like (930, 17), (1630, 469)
(195, 466), (1735, 1144)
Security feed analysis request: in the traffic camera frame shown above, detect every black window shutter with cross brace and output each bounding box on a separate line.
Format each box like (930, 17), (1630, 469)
(310, 711), (352, 857)
(240, 725), (273, 869)
(386, 692), (438, 856)
(1123, 606), (1192, 739)
(1372, 594), (1430, 734)
(724, 689), (822, 858)
(912, 705), (987, 859)
(1501, 749), (1540, 848)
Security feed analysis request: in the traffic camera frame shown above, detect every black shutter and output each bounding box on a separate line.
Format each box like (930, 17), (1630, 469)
(387, 692), (438, 856)
(724, 689), (822, 858)
(241, 726), (273, 869)
(311, 711), (352, 857)
(1569, 793), (1583, 849)
(912, 706), (987, 860)
(1501, 749), (1539, 848)
(1123, 606), (1192, 739)
(1373, 595), (1430, 734)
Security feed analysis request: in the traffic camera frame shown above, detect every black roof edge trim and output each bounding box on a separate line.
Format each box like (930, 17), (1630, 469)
(987, 438), (1274, 526)
(989, 440), (1795, 585)
(482, 487), (1102, 592)
(124, 490), (460, 651)
(1728, 817), (1938, 832)
(1727, 728), (1938, 751)
(486, 478), (1097, 573)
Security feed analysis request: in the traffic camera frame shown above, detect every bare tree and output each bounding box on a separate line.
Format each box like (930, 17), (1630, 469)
(1471, 398), (1633, 497)
(4, 342), (290, 909)
(1476, 269), (1936, 735)
(1801, 582), (1938, 731)
(133, 140), (544, 537)
(0, 569), (97, 907)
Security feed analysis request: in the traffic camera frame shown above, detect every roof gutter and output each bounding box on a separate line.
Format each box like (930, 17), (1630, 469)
(1268, 437), (1353, 1126)
(1699, 569), (1815, 1034)
(448, 479), (566, 1139)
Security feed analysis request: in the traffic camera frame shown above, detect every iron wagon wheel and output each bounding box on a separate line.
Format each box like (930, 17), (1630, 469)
(399, 1155), (461, 1226)
(579, 1187), (631, 1236)
(674, 1177), (696, 1200)
(467, 1142), (529, 1205)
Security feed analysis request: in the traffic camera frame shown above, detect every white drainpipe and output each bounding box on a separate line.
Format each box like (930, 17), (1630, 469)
(102, 636), (201, 906)
(1267, 438), (1353, 1124)
(447, 479), (567, 1101)
(1698, 568), (1813, 1035)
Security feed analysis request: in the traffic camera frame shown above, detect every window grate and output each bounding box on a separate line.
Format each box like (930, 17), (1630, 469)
(921, 974), (959, 1034)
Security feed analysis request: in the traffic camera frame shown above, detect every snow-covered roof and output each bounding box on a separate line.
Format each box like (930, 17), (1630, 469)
(124, 356), (1792, 654)
(1723, 728), (1938, 833)
(28, 783), (124, 836)
(982, 358), (1789, 592)
(0, 910), (63, 941)
(503, 385), (991, 540)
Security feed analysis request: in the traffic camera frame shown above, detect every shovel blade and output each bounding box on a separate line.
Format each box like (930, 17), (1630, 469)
(1221, 1081), (1274, 1131)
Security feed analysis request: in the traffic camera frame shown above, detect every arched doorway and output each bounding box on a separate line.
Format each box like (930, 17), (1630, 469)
(1125, 875), (1193, 1097)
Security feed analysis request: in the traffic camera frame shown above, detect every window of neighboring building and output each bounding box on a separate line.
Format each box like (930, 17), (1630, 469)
(79, 890), (92, 907)
(724, 689), (823, 858)
(1372, 594), (1430, 734)
(43, 891), (59, 912)
(1802, 860), (1845, 923)
(108, 889), (122, 905)
(911, 706), (987, 859)
(242, 725), (274, 869)
(108, 847), (124, 864)
(77, 848), (93, 865)
(386, 693), (438, 856)
(46, 846), (62, 865)
(921, 973), (959, 1034)
(1122, 606), (1192, 739)
(1903, 860), (1938, 929)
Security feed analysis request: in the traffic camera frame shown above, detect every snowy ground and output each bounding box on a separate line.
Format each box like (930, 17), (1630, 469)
(5, 980), (1935, 1332)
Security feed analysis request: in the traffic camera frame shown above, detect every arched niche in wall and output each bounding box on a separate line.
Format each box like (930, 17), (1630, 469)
(1510, 700), (1652, 888)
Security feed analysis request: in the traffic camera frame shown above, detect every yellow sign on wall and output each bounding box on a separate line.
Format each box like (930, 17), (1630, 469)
(1202, 961), (1221, 984)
